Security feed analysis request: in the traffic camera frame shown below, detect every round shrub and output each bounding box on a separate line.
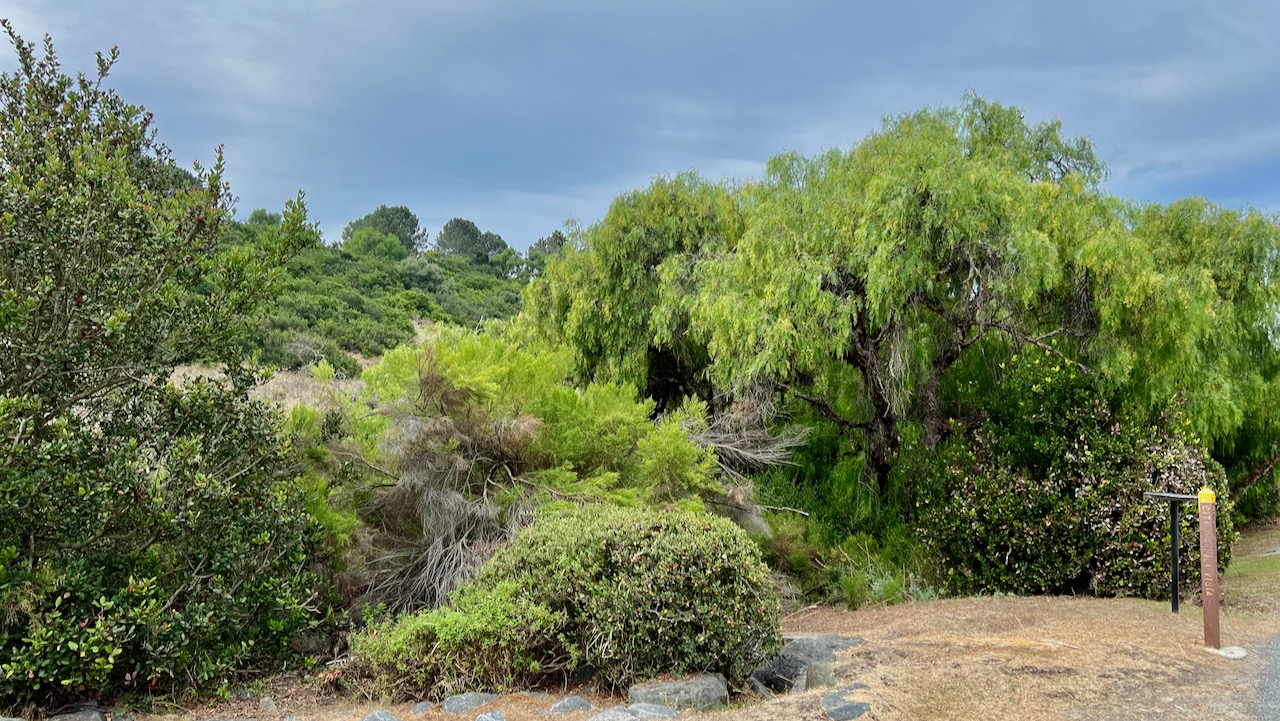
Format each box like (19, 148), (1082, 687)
(352, 505), (781, 698)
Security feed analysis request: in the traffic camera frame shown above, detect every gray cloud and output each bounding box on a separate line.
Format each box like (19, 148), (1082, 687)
(5, 0), (1280, 247)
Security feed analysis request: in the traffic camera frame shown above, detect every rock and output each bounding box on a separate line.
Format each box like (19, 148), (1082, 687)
(748, 676), (774, 699)
(806, 661), (837, 690)
(289, 630), (331, 656)
(51, 711), (105, 721)
(111, 712), (137, 721)
(548, 696), (593, 715)
(586, 707), (636, 721)
(361, 711), (401, 721)
(628, 703), (679, 720)
(627, 673), (727, 710)
(258, 697), (278, 715)
(410, 702), (434, 717)
(753, 634), (864, 692)
(820, 684), (872, 721)
(475, 713), (505, 721)
(443, 693), (499, 714)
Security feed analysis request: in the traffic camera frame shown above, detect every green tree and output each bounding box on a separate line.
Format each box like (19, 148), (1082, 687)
(523, 229), (568, 278)
(524, 173), (741, 410)
(343, 225), (409, 262)
(436, 217), (508, 258)
(343, 204), (427, 253)
(531, 95), (1280, 509)
(0, 24), (321, 702)
(676, 98), (1106, 493)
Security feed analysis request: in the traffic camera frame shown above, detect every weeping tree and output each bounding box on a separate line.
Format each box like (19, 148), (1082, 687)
(528, 94), (1280, 511)
(667, 97), (1109, 497)
(683, 98), (1280, 505)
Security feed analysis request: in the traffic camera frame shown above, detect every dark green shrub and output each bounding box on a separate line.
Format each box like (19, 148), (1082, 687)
(351, 506), (780, 698)
(918, 352), (1235, 598)
(0, 379), (323, 703)
(0, 26), (322, 706)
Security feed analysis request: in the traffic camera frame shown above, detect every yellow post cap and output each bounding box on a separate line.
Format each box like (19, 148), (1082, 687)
(1199, 488), (1216, 504)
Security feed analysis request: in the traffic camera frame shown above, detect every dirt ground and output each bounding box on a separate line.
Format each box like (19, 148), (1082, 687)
(135, 522), (1280, 721)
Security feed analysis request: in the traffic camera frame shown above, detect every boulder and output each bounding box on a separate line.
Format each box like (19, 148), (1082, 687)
(442, 693), (499, 714)
(627, 703), (679, 720)
(752, 634), (864, 692)
(361, 711), (401, 721)
(410, 702), (434, 717)
(50, 711), (105, 721)
(475, 713), (505, 721)
(548, 696), (593, 715)
(820, 684), (872, 721)
(586, 707), (636, 721)
(258, 697), (277, 716)
(627, 673), (727, 710)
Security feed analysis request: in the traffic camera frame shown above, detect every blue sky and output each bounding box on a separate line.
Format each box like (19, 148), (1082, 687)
(6, 1), (1280, 249)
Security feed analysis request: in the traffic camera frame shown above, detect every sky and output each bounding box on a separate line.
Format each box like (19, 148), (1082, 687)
(5, 1), (1280, 249)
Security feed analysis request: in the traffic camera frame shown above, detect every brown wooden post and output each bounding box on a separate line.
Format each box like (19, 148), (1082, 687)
(1198, 487), (1220, 649)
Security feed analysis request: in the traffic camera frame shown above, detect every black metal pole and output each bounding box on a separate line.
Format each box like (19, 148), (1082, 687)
(1170, 500), (1180, 614)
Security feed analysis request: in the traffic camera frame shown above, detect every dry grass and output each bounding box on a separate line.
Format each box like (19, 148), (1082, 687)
(139, 517), (1280, 721)
(171, 363), (364, 411)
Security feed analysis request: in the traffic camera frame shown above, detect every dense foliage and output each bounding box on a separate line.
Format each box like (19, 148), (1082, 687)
(7, 18), (1280, 706)
(0, 26), (322, 704)
(918, 350), (1235, 597)
(247, 219), (530, 376)
(295, 327), (724, 613)
(350, 506), (781, 698)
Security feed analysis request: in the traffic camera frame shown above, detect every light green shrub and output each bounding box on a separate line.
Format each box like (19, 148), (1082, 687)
(351, 506), (780, 698)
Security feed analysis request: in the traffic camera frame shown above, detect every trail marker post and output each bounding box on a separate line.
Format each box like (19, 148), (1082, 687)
(1198, 488), (1220, 650)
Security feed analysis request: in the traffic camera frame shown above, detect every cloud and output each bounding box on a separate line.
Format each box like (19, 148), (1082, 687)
(6, 0), (1280, 245)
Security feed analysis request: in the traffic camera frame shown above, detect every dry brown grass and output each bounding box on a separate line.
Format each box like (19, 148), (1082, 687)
(140, 519), (1280, 721)
(170, 363), (364, 411)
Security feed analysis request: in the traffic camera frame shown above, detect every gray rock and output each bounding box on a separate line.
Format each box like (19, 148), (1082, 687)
(410, 702), (434, 717)
(820, 684), (871, 721)
(475, 713), (505, 721)
(748, 676), (774, 699)
(627, 703), (679, 720)
(0, 717), (23, 721)
(752, 634), (864, 692)
(586, 707), (636, 721)
(258, 697), (278, 716)
(111, 713), (137, 721)
(289, 630), (330, 656)
(443, 693), (499, 715)
(627, 673), (727, 710)
(361, 711), (401, 721)
(806, 661), (837, 690)
(548, 696), (593, 715)
(51, 712), (105, 721)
